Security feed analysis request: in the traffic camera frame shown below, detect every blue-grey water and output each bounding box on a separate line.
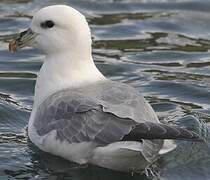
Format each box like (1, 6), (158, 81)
(0, 0), (210, 179)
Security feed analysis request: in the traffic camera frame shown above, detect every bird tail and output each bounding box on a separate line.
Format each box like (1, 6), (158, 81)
(122, 120), (209, 163)
(122, 121), (204, 163)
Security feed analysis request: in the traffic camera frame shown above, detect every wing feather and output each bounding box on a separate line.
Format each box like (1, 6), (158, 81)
(33, 81), (201, 147)
(122, 122), (201, 141)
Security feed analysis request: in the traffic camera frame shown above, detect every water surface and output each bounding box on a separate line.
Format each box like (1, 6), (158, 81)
(0, 0), (210, 179)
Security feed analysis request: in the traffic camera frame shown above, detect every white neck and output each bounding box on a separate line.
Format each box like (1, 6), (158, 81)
(33, 53), (106, 108)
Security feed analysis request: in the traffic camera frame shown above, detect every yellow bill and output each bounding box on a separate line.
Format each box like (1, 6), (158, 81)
(9, 28), (36, 53)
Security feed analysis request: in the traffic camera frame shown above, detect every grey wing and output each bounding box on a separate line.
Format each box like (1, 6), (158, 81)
(33, 92), (137, 145)
(103, 81), (160, 124)
(34, 81), (201, 146)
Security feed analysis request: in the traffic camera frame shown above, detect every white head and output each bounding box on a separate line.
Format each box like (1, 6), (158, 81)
(9, 5), (105, 107)
(10, 5), (92, 57)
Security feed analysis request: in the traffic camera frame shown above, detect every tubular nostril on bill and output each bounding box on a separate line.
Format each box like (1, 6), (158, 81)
(20, 30), (28, 38)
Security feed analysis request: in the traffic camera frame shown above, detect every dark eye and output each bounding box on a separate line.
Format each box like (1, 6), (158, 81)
(40, 20), (54, 29)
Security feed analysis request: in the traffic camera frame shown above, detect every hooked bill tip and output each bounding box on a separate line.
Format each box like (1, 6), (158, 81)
(9, 40), (18, 53)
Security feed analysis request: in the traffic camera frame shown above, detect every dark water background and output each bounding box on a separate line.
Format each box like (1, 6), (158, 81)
(0, 0), (210, 179)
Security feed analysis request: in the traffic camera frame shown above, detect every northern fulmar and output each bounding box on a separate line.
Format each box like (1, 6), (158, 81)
(9, 5), (201, 173)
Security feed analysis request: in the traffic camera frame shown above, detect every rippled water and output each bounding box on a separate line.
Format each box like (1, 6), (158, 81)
(0, 0), (210, 179)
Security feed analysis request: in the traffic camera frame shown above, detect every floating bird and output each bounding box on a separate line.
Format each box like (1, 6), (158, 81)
(9, 5), (201, 173)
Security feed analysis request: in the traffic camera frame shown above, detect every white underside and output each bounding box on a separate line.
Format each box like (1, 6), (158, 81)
(28, 111), (176, 172)
(29, 125), (148, 172)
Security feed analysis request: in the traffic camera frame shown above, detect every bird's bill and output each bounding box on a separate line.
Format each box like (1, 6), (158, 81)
(9, 28), (36, 52)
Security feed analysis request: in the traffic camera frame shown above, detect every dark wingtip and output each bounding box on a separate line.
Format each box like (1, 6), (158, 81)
(122, 122), (203, 142)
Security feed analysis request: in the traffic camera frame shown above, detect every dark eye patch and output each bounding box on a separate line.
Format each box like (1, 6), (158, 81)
(40, 20), (54, 29)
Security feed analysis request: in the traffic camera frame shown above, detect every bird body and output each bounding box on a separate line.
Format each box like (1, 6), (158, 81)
(29, 80), (166, 172)
(9, 5), (200, 173)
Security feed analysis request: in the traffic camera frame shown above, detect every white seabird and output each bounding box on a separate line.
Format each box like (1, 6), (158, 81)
(9, 5), (201, 173)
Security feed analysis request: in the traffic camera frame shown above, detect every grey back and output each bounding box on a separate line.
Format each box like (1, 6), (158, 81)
(34, 80), (159, 146)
